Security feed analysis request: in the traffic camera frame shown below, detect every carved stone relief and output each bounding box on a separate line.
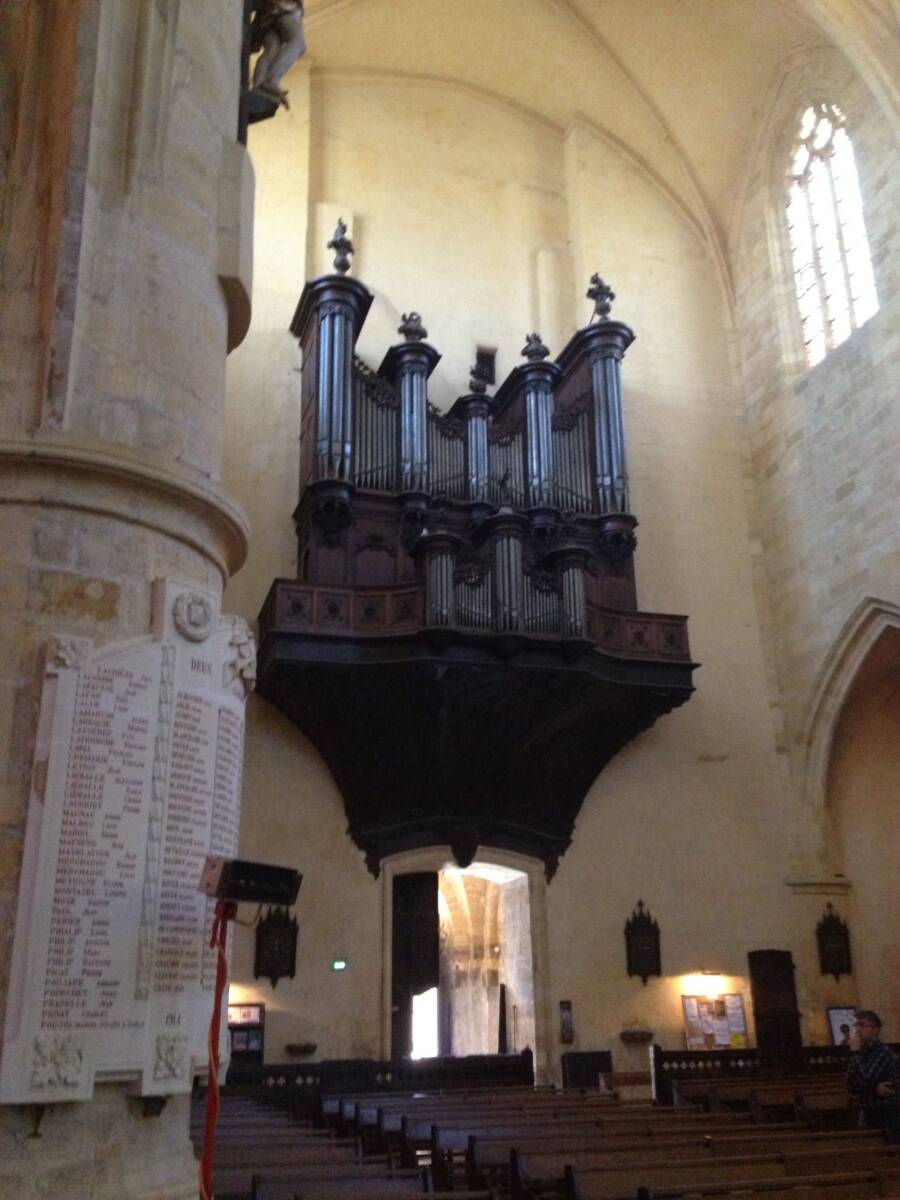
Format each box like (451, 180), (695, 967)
(31, 1036), (84, 1090)
(153, 1033), (189, 1082)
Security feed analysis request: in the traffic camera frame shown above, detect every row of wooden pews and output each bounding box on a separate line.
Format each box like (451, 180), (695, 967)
(196, 1075), (900, 1200)
(190, 1090), (476, 1200)
(326, 1082), (900, 1200)
(673, 1075), (852, 1127)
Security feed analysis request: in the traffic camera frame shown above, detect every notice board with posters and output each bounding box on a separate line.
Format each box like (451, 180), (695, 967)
(682, 994), (748, 1050)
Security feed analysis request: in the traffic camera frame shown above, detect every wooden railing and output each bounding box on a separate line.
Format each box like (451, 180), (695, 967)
(225, 1049), (535, 1098)
(258, 580), (690, 660)
(649, 1043), (900, 1106)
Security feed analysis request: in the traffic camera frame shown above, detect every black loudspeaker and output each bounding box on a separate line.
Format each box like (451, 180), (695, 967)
(199, 856), (302, 906)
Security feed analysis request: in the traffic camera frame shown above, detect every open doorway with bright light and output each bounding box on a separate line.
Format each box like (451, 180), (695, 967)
(392, 862), (535, 1060)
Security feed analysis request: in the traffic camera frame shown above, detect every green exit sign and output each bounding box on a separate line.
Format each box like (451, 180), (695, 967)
(331, 958), (348, 972)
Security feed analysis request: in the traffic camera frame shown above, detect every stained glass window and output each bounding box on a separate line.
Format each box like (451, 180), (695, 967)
(786, 103), (878, 369)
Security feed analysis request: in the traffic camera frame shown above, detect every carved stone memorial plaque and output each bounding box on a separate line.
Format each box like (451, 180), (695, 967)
(0, 579), (255, 1102)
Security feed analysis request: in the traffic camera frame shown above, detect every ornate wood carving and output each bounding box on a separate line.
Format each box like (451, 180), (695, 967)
(625, 900), (661, 985)
(254, 907), (299, 989)
(257, 243), (697, 879)
(816, 903), (852, 981)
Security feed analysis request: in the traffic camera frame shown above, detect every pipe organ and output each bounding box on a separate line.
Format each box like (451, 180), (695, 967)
(257, 225), (696, 878)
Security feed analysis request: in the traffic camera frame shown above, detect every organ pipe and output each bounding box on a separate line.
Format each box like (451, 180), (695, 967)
(519, 335), (561, 511)
(378, 314), (441, 498)
(289, 262), (373, 487)
(582, 297), (634, 514)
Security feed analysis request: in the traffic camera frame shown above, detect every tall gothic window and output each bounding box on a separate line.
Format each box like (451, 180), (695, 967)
(786, 103), (878, 369)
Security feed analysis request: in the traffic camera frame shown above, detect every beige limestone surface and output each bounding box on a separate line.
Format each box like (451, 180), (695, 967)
(0, 11), (896, 1198)
(0, 0), (251, 1192)
(222, 41), (846, 1072)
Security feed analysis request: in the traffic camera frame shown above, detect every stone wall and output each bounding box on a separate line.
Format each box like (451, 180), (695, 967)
(0, 1089), (196, 1200)
(223, 65), (818, 1069)
(734, 50), (899, 799)
(732, 47), (900, 1021)
(0, 0), (250, 1193)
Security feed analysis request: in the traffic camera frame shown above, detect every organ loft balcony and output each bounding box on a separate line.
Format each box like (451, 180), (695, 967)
(256, 224), (697, 879)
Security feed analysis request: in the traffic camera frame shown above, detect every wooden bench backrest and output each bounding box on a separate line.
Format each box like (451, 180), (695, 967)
(572, 1166), (883, 1200)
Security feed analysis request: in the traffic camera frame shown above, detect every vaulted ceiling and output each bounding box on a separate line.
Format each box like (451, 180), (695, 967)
(301, 0), (896, 290)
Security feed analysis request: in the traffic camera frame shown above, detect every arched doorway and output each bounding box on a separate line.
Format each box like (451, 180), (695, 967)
(437, 863), (536, 1059)
(380, 848), (552, 1081)
(826, 621), (900, 1032)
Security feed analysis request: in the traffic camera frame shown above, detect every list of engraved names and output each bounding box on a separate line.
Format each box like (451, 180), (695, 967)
(42, 664), (156, 1031)
(153, 691), (217, 995)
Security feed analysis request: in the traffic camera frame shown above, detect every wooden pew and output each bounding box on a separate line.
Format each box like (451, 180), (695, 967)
(750, 1081), (850, 1125)
(628, 1175), (891, 1200)
(253, 1184), (489, 1200)
(531, 1161), (890, 1200)
(674, 1074), (849, 1118)
(341, 1090), (621, 1151)
(459, 1129), (889, 1191)
(794, 1084), (854, 1130)
(508, 1145), (900, 1200)
(631, 1176), (887, 1200)
(427, 1115), (736, 1166)
(215, 1160), (416, 1197)
(250, 1173), (439, 1200)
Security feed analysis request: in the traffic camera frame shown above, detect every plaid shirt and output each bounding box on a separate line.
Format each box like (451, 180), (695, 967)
(847, 1039), (900, 1110)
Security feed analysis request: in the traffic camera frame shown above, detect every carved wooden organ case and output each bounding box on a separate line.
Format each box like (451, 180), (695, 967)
(257, 233), (697, 879)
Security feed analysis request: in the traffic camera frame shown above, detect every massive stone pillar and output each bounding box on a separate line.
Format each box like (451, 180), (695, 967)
(0, 2), (253, 1195)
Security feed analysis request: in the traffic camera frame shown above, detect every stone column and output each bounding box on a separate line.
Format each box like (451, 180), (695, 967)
(0, 2), (254, 1196)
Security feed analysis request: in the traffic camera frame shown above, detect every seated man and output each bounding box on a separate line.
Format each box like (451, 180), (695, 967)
(847, 1010), (900, 1143)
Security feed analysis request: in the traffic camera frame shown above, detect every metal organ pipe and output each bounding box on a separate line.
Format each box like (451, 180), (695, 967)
(383, 318), (439, 496)
(561, 559), (587, 638)
(426, 549), (455, 626)
(552, 412), (593, 512)
(451, 392), (491, 503)
(400, 362), (429, 493)
(352, 365), (399, 491)
(315, 303), (355, 480)
(518, 336), (561, 511)
(586, 319), (634, 514)
(467, 413), (488, 501)
(489, 513), (528, 633)
(418, 530), (460, 628)
(428, 416), (466, 499)
(315, 307), (335, 478)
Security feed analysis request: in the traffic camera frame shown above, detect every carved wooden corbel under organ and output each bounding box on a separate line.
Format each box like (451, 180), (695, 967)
(257, 224), (697, 879)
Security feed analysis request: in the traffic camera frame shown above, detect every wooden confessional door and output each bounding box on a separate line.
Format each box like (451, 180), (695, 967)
(748, 949), (802, 1053)
(391, 872), (440, 1059)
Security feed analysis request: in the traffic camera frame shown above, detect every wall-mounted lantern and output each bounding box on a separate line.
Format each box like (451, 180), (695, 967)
(625, 899), (661, 985)
(817, 903), (852, 981)
(254, 906), (299, 988)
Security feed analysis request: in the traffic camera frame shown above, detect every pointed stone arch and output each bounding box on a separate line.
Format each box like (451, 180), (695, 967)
(802, 596), (900, 821)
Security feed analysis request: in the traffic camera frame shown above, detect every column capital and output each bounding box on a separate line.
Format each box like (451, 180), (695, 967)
(290, 274), (374, 344)
(556, 320), (635, 373)
(448, 392), (493, 422)
(377, 338), (441, 384)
